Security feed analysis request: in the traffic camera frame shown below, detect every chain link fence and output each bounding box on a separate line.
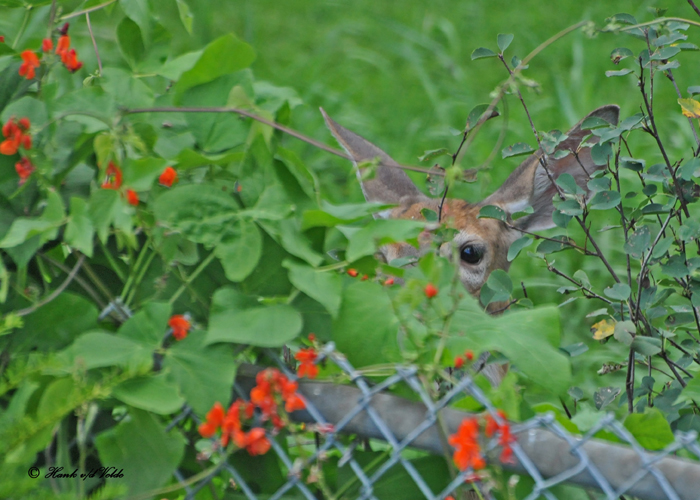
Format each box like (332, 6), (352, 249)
(175, 343), (700, 500)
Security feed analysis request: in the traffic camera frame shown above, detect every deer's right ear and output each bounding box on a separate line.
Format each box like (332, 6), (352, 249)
(321, 108), (426, 215)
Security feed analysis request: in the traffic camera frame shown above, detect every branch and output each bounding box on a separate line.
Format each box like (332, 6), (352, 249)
(16, 255), (86, 317)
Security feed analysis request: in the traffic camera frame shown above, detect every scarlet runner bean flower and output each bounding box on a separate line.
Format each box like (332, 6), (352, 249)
(1, 116), (32, 155)
(15, 158), (35, 185)
(295, 347), (319, 379)
(448, 418), (486, 471)
(42, 38), (53, 52)
(19, 50), (40, 80)
(199, 368), (306, 456)
(346, 268), (358, 277)
(485, 410), (516, 464)
(168, 314), (191, 340)
(454, 356), (465, 369)
(55, 33), (83, 72)
(126, 189), (139, 206)
(101, 161), (123, 189)
(424, 283), (438, 298)
(159, 166), (178, 187)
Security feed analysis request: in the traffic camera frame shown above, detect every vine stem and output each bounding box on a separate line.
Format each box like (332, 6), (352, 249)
(169, 252), (216, 305)
(16, 255), (86, 317)
(59, 0), (118, 21)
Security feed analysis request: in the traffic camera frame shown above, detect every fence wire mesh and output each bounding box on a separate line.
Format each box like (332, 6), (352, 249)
(177, 343), (700, 500)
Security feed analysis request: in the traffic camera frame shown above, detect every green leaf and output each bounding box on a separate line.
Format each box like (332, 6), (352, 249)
(477, 204), (506, 221)
(175, 34), (256, 98)
(94, 409), (185, 495)
(346, 219), (424, 262)
(631, 336), (662, 356)
(497, 34), (514, 52)
(502, 142), (534, 158)
(605, 68), (634, 77)
(119, 302), (172, 348)
(465, 104), (499, 131)
(661, 255), (690, 278)
(587, 177), (610, 192)
(64, 198), (95, 257)
(163, 334), (237, 416)
(604, 283), (631, 301)
(284, 260), (342, 318)
(536, 236), (573, 255)
(175, 0), (194, 34)
(620, 157), (645, 171)
(610, 47), (634, 62)
(651, 46), (681, 61)
(679, 157), (700, 180)
(88, 187), (121, 244)
(63, 332), (153, 370)
(591, 142), (613, 166)
(214, 219), (262, 282)
(471, 47), (497, 60)
(556, 173), (584, 195)
(573, 269), (591, 288)
(594, 387), (621, 410)
(0, 219), (59, 249)
(624, 409), (674, 450)
(507, 236), (531, 261)
(623, 225), (651, 259)
(302, 201), (393, 229)
(553, 199), (583, 216)
(480, 269), (512, 305)
(332, 281), (401, 367)
(112, 374), (185, 415)
(206, 287), (302, 347)
(418, 148), (451, 162)
(116, 17), (145, 68)
(448, 300), (570, 393)
(589, 190), (621, 210)
(652, 236), (674, 259)
(613, 320), (635, 345)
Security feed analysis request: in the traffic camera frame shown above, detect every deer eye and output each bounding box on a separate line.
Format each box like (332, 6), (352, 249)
(460, 245), (484, 265)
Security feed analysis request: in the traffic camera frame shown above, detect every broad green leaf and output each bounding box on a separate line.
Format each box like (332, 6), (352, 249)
(113, 374), (185, 415)
(346, 219), (424, 262)
(623, 225), (651, 258)
(157, 50), (202, 80)
(175, 34), (256, 97)
(163, 334), (237, 416)
(65, 197), (95, 256)
(448, 300), (570, 393)
(284, 260), (342, 318)
(118, 302), (172, 348)
(214, 219), (262, 282)
(591, 142), (613, 166)
(652, 236), (674, 259)
(631, 336), (662, 356)
(95, 409), (185, 495)
(175, 0), (194, 34)
(0, 219), (59, 248)
(332, 281), (401, 367)
(604, 283), (630, 301)
(465, 103), (499, 130)
(302, 201), (393, 229)
(507, 236), (531, 261)
(480, 269), (512, 305)
(471, 47), (497, 60)
(650, 46), (680, 61)
(553, 198), (583, 216)
(624, 409), (674, 450)
(101, 68), (154, 109)
(502, 142), (533, 158)
(497, 33), (514, 52)
(679, 157), (700, 180)
(613, 320), (635, 345)
(589, 190), (621, 210)
(260, 219), (324, 266)
(121, 0), (152, 43)
(206, 287), (302, 346)
(117, 17), (145, 69)
(478, 204), (506, 221)
(593, 387), (621, 410)
(587, 177), (610, 192)
(63, 332), (152, 370)
(610, 47), (633, 62)
(0, 96), (48, 128)
(661, 255), (690, 278)
(556, 173), (584, 195)
(87, 188), (121, 244)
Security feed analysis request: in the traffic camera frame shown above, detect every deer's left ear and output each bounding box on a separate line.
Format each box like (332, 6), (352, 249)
(483, 105), (620, 232)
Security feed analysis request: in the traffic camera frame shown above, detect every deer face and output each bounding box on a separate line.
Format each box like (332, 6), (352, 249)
(322, 106), (620, 299)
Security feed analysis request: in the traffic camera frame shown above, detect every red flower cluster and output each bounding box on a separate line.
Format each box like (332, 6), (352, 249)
(159, 166), (178, 187)
(449, 418), (486, 471)
(168, 314), (191, 340)
(19, 51), (40, 80)
(295, 347), (319, 379)
(55, 34), (82, 73)
(485, 410), (516, 464)
(199, 368), (307, 456)
(101, 161), (123, 190)
(2, 117), (35, 184)
(1, 117), (32, 155)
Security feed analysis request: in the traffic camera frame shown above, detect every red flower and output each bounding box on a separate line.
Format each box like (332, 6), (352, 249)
(0, 36), (4, 43)
(484, 410), (515, 464)
(234, 427), (270, 456)
(295, 347), (319, 379)
(18, 117), (30, 130)
(465, 350), (474, 361)
(101, 161), (123, 189)
(308, 333), (316, 342)
(42, 38), (53, 52)
(55, 34), (82, 72)
(424, 283), (438, 299)
(1, 117), (32, 156)
(0, 138), (18, 155)
(168, 314), (191, 340)
(347, 268), (358, 277)
(159, 166), (178, 187)
(384, 277), (394, 286)
(449, 418), (485, 471)
(198, 402), (225, 438)
(19, 50), (40, 80)
(56, 35), (70, 54)
(454, 356), (465, 369)
(15, 158), (35, 184)
(126, 189), (139, 206)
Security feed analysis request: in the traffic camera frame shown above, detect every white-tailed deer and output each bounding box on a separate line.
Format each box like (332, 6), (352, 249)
(321, 105), (620, 301)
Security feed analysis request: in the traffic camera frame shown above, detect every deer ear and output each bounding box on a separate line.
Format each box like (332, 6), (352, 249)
(483, 104), (620, 231)
(321, 108), (426, 213)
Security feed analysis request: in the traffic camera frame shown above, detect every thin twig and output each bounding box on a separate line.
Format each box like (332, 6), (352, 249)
(545, 262), (614, 305)
(689, 0), (700, 18)
(125, 106), (446, 177)
(16, 255), (86, 316)
(59, 0), (117, 21)
(38, 253), (106, 309)
(85, 13), (102, 75)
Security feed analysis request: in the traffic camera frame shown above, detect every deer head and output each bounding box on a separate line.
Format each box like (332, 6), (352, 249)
(321, 105), (620, 300)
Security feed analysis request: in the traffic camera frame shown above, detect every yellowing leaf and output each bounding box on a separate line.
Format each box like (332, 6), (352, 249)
(592, 319), (615, 340)
(679, 98), (700, 118)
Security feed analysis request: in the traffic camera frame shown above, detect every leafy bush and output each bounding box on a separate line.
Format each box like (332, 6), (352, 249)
(0, 1), (698, 499)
